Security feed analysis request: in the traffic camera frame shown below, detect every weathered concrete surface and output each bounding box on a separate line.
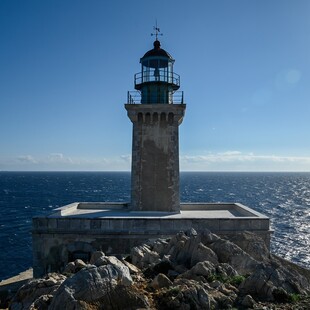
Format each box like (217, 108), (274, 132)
(125, 104), (186, 212)
(32, 202), (272, 277)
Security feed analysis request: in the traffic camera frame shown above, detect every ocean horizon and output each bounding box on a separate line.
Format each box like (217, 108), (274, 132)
(1, 171), (309, 280)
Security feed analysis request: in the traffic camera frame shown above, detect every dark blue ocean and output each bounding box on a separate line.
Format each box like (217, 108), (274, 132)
(0, 171), (309, 280)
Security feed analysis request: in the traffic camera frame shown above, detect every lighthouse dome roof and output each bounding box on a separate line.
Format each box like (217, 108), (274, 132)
(141, 40), (173, 60)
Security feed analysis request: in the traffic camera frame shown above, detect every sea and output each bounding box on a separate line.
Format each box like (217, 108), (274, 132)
(0, 171), (309, 281)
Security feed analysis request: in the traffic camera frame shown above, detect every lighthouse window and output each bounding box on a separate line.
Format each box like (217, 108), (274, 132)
(138, 113), (143, 123)
(145, 113), (151, 124)
(153, 112), (158, 122)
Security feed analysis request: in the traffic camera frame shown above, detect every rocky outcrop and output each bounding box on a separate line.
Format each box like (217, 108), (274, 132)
(10, 230), (310, 309)
(10, 273), (66, 310)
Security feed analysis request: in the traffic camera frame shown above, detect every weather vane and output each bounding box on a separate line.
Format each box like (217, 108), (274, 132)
(151, 21), (163, 41)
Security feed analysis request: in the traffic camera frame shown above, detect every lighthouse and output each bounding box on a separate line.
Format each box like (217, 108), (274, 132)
(32, 29), (272, 277)
(125, 31), (186, 212)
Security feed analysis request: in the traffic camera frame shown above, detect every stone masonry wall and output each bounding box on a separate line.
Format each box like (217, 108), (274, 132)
(125, 104), (186, 212)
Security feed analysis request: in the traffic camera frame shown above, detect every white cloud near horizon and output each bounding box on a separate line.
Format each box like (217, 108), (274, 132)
(180, 151), (310, 171)
(16, 155), (37, 164)
(1, 151), (310, 171)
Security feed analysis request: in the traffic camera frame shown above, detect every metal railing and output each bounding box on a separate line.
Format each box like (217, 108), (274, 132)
(127, 91), (184, 104)
(134, 71), (180, 87)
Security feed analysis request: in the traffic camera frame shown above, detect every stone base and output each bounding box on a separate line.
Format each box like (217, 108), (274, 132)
(32, 202), (272, 277)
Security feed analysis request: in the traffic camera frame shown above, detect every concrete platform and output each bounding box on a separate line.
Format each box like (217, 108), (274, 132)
(32, 202), (271, 277)
(48, 202), (265, 219)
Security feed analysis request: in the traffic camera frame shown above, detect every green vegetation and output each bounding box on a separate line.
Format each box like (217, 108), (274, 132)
(207, 274), (246, 286)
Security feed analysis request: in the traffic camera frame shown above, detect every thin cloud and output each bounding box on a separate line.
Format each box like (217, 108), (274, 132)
(180, 151), (310, 171)
(16, 155), (37, 164)
(47, 153), (73, 164)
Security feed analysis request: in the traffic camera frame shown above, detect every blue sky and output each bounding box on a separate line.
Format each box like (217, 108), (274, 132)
(0, 0), (310, 171)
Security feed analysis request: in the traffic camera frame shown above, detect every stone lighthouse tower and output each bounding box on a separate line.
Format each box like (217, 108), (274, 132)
(125, 34), (186, 212)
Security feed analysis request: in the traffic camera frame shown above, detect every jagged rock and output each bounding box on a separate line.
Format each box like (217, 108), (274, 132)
(96, 256), (133, 286)
(10, 273), (66, 310)
(190, 242), (219, 267)
(174, 264), (188, 274)
(208, 238), (259, 274)
(63, 261), (75, 274)
(153, 260), (173, 275)
(150, 238), (169, 254)
(219, 284), (237, 298)
(49, 264), (133, 309)
(198, 229), (221, 245)
(210, 280), (222, 288)
(241, 294), (256, 308)
(74, 259), (87, 271)
(63, 259), (88, 275)
(167, 269), (179, 278)
(131, 245), (147, 266)
(156, 279), (211, 310)
(238, 266), (275, 301)
(122, 259), (141, 274)
(150, 273), (173, 289)
(167, 232), (197, 267)
(216, 263), (239, 278)
(228, 231), (270, 262)
(89, 250), (105, 264)
(29, 294), (53, 310)
(179, 261), (216, 281)
(9, 231), (310, 309)
(131, 244), (161, 269)
(238, 262), (308, 301)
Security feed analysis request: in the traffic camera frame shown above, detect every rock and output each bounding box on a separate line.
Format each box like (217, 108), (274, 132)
(174, 264), (188, 274)
(164, 232), (189, 256)
(89, 250), (105, 264)
(238, 266), (275, 301)
(190, 242), (219, 267)
(63, 262), (75, 274)
(167, 269), (179, 279)
(228, 231), (270, 262)
(150, 273), (173, 289)
(10, 273), (66, 310)
(122, 260), (141, 274)
(74, 259), (87, 271)
(208, 238), (259, 274)
(151, 238), (169, 254)
(210, 280), (222, 288)
(239, 261), (309, 301)
(170, 233), (197, 267)
(272, 287), (292, 303)
(179, 261), (216, 281)
(143, 250), (161, 266)
(241, 294), (256, 308)
(156, 279), (211, 310)
(131, 244), (160, 269)
(93, 255), (107, 267)
(200, 229), (221, 244)
(219, 285), (237, 298)
(153, 260), (173, 276)
(30, 294), (53, 310)
(49, 264), (133, 310)
(212, 292), (236, 309)
(216, 263), (239, 278)
(92, 255), (132, 285)
(131, 245), (147, 266)
(185, 228), (198, 237)
(9, 231), (310, 309)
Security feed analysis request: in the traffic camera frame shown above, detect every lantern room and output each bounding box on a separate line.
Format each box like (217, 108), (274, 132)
(134, 40), (180, 104)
